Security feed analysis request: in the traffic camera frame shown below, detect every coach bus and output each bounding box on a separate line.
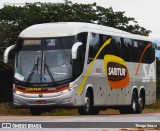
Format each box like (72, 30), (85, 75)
(4, 22), (156, 115)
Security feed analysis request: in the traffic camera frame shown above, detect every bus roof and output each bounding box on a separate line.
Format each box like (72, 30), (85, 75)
(19, 22), (153, 42)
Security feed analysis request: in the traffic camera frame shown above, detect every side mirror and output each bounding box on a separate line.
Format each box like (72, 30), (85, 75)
(3, 45), (16, 63)
(71, 42), (82, 59)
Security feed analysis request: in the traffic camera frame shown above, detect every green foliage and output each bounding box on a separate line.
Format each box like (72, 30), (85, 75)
(0, 2), (151, 50)
(0, 61), (13, 102)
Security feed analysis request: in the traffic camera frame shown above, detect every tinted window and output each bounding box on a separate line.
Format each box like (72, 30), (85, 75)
(76, 32), (88, 71)
(87, 33), (155, 64)
(88, 33), (100, 59)
(120, 38), (133, 61)
(76, 32), (88, 59)
(143, 42), (155, 64)
(99, 34), (110, 59)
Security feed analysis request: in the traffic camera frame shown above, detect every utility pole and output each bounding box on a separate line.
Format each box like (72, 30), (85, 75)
(64, 0), (69, 5)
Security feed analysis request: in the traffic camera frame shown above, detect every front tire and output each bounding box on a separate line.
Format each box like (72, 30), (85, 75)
(78, 90), (99, 115)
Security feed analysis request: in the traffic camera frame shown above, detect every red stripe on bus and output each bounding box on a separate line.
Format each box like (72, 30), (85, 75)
(15, 86), (69, 94)
(135, 44), (151, 76)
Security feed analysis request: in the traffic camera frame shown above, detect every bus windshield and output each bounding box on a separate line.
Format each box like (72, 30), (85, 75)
(15, 37), (75, 84)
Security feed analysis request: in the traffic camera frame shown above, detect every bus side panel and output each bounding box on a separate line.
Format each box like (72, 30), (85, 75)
(142, 62), (156, 105)
(130, 62), (156, 105)
(90, 60), (117, 106)
(87, 60), (118, 106)
(72, 75), (86, 106)
(81, 60), (107, 106)
(145, 82), (156, 105)
(116, 63), (138, 106)
(74, 56), (156, 107)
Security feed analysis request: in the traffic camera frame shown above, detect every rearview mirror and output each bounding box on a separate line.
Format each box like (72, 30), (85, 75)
(3, 45), (16, 63)
(71, 42), (82, 59)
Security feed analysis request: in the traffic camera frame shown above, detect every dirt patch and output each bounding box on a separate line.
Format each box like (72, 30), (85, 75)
(100, 109), (160, 115)
(0, 108), (160, 116)
(142, 109), (160, 113)
(0, 109), (30, 116)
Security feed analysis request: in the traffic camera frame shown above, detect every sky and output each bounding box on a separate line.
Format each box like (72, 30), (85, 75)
(0, 0), (160, 39)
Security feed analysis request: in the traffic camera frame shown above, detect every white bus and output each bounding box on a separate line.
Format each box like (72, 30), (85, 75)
(4, 22), (156, 115)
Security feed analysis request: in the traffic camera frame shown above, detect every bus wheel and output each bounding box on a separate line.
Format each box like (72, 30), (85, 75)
(119, 91), (138, 114)
(78, 90), (99, 115)
(78, 91), (91, 115)
(137, 93), (144, 114)
(30, 107), (42, 116)
(130, 91), (138, 114)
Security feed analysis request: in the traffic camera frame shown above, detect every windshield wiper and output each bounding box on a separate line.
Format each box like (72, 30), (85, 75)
(26, 56), (56, 84)
(26, 56), (39, 83)
(44, 56), (56, 84)
(37, 56), (39, 73)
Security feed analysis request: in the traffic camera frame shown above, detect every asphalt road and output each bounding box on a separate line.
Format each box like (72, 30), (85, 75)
(0, 113), (159, 131)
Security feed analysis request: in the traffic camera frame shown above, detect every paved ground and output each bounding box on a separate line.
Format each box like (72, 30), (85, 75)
(0, 113), (159, 130)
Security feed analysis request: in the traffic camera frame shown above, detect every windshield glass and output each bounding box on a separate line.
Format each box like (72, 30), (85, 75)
(15, 37), (74, 84)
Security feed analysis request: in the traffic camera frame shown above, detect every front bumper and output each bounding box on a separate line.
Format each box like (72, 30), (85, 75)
(13, 89), (75, 108)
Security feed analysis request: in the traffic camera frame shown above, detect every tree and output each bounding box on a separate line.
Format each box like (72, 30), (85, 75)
(0, 2), (151, 50)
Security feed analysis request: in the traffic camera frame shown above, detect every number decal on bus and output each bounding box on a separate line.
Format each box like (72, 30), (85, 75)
(142, 63), (155, 82)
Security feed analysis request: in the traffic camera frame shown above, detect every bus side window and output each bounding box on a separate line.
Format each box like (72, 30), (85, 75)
(121, 38), (133, 62)
(99, 34), (111, 58)
(99, 35), (120, 59)
(76, 32), (88, 69)
(88, 33), (100, 63)
(132, 40), (140, 62)
(146, 42), (155, 64)
(138, 41), (146, 63)
(139, 41), (155, 64)
(111, 36), (121, 57)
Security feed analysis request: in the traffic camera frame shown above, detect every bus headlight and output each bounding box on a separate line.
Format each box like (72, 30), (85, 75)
(13, 89), (23, 95)
(59, 89), (68, 94)
(60, 87), (73, 94)
(62, 89), (70, 94)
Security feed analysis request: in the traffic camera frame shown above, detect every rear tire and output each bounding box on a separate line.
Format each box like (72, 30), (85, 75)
(30, 107), (42, 116)
(119, 91), (138, 114)
(78, 90), (99, 115)
(137, 93), (144, 114)
(130, 91), (138, 113)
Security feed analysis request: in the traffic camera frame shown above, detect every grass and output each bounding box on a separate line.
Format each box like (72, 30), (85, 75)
(0, 99), (160, 116)
(44, 109), (78, 116)
(145, 98), (160, 109)
(0, 108), (30, 116)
